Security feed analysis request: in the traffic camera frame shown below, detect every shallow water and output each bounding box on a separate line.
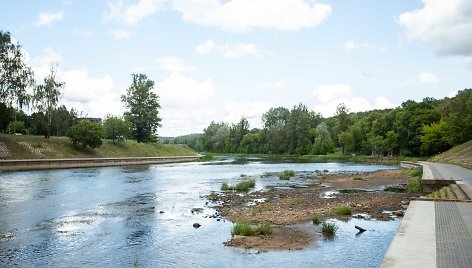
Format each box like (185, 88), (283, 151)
(0, 157), (400, 267)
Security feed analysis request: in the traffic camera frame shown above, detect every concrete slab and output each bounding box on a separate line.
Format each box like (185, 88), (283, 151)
(382, 201), (436, 268)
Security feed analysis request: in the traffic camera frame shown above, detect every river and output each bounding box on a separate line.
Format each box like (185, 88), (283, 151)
(0, 157), (400, 267)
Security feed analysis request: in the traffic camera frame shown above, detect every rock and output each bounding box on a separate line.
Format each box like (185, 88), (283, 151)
(159, 211), (165, 214)
(401, 205), (409, 209)
(193, 223), (201, 228)
(393, 210), (404, 217)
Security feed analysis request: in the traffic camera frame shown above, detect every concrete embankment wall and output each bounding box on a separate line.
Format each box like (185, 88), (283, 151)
(0, 156), (200, 172)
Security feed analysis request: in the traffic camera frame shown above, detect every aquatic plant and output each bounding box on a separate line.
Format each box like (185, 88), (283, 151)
(221, 182), (231, 191)
(234, 179), (256, 191)
(321, 221), (338, 236)
(332, 205), (352, 215)
(231, 221), (255, 236)
(311, 214), (322, 225)
(279, 170), (295, 180)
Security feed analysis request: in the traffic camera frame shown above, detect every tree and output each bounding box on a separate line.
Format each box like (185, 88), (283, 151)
(262, 107), (290, 154)
(67, 120), (104, 148)
(312, 122), (335, 155)
(121, 73), (161, 143)
(34, 65), (64, 138)
(103, 115), (131, 143)
(420, 119), (452, 156)
(0, 31), (35, 133)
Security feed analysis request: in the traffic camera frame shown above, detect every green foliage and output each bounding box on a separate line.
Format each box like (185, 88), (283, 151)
(257, 221), (273, 235)
(231, 221), (255, 236)
(34, 65), (64, 138)
(67, 120), (104, 148)
(353, 177), (364, 181)
(320, 221), (338, 236)
(332, 206), (352, 215)
(221, 182), (231, 191)
(121, 73), (161, 143)
(221, 179), (256, 191)
(7, 120), (25, 134)
(103, 115), (131, 143)
(408, 167), (423, 178)
(311, 214), (322, 225)
(407, 177), (422, 193)
(279, 170), (295, 180)
(420, 119), (452, 155)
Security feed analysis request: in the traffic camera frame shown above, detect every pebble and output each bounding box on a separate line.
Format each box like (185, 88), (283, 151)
(193, 223), (201, 228)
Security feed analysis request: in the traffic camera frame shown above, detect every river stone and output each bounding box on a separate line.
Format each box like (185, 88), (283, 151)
(193, 223), (201, 228)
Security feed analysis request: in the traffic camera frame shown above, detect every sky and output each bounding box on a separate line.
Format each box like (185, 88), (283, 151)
(1, 0), (471, 137)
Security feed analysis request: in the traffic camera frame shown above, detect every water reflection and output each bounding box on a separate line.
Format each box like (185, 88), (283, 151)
(0, 157), (399, 267)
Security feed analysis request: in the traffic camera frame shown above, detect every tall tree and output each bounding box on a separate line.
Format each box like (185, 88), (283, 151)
(0, 31), (35, 133)
(121, 73), (161, 143)
(34, 65), (64, 138)
(103, 115), (131, 143)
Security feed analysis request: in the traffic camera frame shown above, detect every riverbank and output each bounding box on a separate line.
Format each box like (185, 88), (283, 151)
(0, 134), (197, 159)
(212, 169), (421, 252)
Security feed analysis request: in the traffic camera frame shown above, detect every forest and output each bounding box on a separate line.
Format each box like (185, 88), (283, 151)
(169, 89), (472, 157)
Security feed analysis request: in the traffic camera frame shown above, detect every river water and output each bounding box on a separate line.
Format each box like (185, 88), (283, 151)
(0, 157), (400, 267)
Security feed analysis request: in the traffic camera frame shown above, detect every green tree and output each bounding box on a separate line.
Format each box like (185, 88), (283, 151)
(312, 122), (335, 155)
(334, 103), (351, 146)
(202, 121), (229, 152)
(67, 120), (104, 148)
(262, 107), (290, 154)
(420, 119), (452, 155)
(0, 31), (35, 133)
(442, 89), (472, 144)
(34, 65), (64, 138)
(7, 120), (25, 134)
(227, 118), (250, 152)
(121, 73), (161, 143)
(103, 115), (131, 143)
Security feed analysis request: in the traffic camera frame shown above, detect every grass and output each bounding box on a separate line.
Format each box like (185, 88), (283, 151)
(0, 134), (197, 159)
(408, 167), (423, 178)
(407, 177), (423, 193)
(431, 140), (472, 170)
(353, 177), (364, 181)
(320, 221), (338, 236)
(231, 220), (273, 236)
(251, 207), (262, 216)
(279, 170), (295, 180)
(208, 191), (218, 201)
(332, 205), (352, 215)
(221, 179), (256, 191)
(311, 214), (322, 225)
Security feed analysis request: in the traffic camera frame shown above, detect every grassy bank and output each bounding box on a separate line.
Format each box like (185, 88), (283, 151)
(431, 140), (472, 169)
(0, 134), (197, 159)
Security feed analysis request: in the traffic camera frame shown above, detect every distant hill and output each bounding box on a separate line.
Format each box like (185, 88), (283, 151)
(0, 134), (197, 160)
(431, 140), (472, 169)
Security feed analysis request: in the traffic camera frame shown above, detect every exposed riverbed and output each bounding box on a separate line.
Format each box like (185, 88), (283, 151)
(1, 156), (405, 267)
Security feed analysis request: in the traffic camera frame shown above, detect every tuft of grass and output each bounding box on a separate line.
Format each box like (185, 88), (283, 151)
(353, 177), (364, 181)
(332, 205), (352, 215)
(257, 221), (273, 235)
(311, 214), (322, 225)
(208, 191), (218, 201)
(279, 170), (295, 180)
(407, 177), (422, 193)
(231, 221), (255, 236)
(221, 179), (256, 191)
(251, 207), (262, 216)
(221, 182), (231, 191)
(321, 221), (338, 236)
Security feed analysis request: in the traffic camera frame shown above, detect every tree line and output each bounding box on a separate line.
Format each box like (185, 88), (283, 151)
(1, 30), (162, 148)
(170, 89), (472, 157)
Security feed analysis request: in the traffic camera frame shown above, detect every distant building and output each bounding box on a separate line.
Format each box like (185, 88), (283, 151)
(78, 117), (102, 124)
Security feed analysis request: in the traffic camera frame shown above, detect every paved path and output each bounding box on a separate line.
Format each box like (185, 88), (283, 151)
(383, 162), (472, 268)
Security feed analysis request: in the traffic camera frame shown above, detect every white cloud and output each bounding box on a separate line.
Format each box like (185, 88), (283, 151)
(196, 40), (261, 58)
(157, 57), (194, 72)
(225, 101), (271, 127)
(344, 40), (387, 52)
(255, 81), (285, 91)
(312, 84), (395, 116)
(159, 72), (214, 107)
(419, 72), (440, 83)
(35, 11), (64, 26)
(103, 0), (163, 26)
(160, 108), (214, 136)
(109, 29), (133, 39)
(173, 0), (332, 32)
(448, 90), (459, 98)
(398, 0), (472, 57)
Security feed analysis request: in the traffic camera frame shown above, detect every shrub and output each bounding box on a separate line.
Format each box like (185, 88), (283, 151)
(67, 120), (104, 148)
(7, 121), (26, 134)
(332, 205), (352, 215)
(321, 221), (338, 236)
(408, 167), (423, 178)
(103, 115), (131, 143)
(279, 170), (295, 180)
(407, 177), (422, 193)
(221, 182), (231, 191)
(311, 214), (322, 225)
(353, 177), (364, 181)
(231, 221), (255, 236)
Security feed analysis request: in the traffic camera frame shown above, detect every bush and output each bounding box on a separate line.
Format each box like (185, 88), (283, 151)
(332, 205), (351, 215)
(222, 179), (256, 191)
(311, 214), (322, 225)
(103, 115), (131, 143)
(231, 221), (255, 236)
(7, 121), (26, 134)
(408, 167), (423, 178)
(67, 120), (104, 148)
(407, 177), (423, 193)
(279, 170), (295, 180)
(353, 177), (364, 181)
(257, 221), (273, 235)
(221, 182), (231, 191)
(321, 221), (338, 236)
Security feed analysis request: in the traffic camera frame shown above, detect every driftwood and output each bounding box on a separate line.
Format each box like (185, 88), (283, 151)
(355, 225), (366, 232)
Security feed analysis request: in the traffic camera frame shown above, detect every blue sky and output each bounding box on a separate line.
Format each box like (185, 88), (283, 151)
(1, 0), (471, 136)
